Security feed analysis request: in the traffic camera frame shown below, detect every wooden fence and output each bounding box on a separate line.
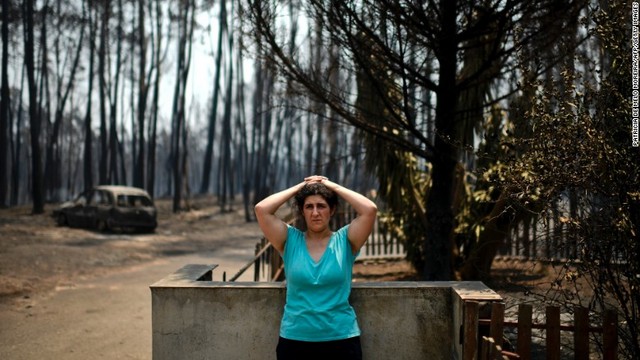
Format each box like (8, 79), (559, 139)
(228, 206), (406, 282)
(239, 204), (582, 270)
(499, 215), (584, 261)
(332, 209), (405, 259)
(464, 301), (618, 360)
(232, 205), (600, 281)
(242, 221), (405, 282)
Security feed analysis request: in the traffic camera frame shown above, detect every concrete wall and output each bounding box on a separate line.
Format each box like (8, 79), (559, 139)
(150, 264), (501, 360)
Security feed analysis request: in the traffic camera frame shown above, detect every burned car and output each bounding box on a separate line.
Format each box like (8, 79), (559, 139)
(53, 185), (157, 233)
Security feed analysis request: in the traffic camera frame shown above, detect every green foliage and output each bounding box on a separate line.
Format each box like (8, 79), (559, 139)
(498, 2), (640, 357)
(454, 106), (515, 260)
(363, 136), (431, 272)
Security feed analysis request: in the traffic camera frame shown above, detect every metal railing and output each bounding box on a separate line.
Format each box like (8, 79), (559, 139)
(228, 237), (283, 282)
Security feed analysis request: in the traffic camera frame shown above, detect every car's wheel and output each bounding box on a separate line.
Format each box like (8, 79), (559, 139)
(138, 226), (156, 234)
(96, 219), (109, 232)
(56, 213), (67, 226)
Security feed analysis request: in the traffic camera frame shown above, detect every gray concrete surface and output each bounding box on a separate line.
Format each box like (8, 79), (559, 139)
(151, 265), (502, 360)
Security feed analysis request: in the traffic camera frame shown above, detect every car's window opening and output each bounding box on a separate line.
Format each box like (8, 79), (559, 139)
(90, 190), (111, 205)
(76, 194), (88, 206)
(117, 195), (153, 208)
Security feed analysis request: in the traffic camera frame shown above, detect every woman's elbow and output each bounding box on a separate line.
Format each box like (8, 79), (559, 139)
(366, 203), (378, 217)
(254, 202), (266, 214)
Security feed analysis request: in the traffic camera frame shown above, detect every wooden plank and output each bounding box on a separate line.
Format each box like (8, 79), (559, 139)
(464, 301), (480, 360)
(546, 306), (561, 360)
(574, 306), (589, 360)
(479, 318), (600, 332)
(481, 336), (492, 360)
(516, 304), (532, 360)
(603, 309), (618, 360)
(502, 350), (521, 359)
(490, 302), (505, 348)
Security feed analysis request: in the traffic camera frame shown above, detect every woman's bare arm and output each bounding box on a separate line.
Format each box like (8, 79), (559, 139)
(320, 178), (377, 254)
(254, 181), (306, 253)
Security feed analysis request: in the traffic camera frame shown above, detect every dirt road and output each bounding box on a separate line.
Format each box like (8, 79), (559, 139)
(0, 198), (263, 360)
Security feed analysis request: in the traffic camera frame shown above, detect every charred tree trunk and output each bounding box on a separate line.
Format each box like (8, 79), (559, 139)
(83, 0), (96, 191)
(23, 0), (45, 214)
(38, 0), (52, 202)
(199, 0), (227, 195)
(108, 0), (124, 185)
(423, 0), (458, 281)
(250, 59), (270, 205)
(0, 0), (9, 207)
(146, 0), (163, 196)
(10, 71), (25, 206)
(171, 0), (195, 212)
(234, 48), (251, 221)
(134, 0), (148, 189)
(218, 50), (233, 211)
(98, 0), (110, 185)
(458, 193), (524, 280)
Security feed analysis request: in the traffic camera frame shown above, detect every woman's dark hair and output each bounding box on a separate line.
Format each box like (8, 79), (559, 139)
(294, 183), (338, 215)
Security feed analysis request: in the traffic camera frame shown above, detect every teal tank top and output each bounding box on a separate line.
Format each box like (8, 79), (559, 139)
(280, 224), (360, 341)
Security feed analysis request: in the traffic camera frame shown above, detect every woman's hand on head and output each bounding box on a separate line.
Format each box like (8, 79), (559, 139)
(303, 175), (328, 183)
(303, 175), (340, 191)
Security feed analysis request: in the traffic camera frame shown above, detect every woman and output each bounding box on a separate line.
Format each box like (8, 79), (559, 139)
(254, 175), (377, 360)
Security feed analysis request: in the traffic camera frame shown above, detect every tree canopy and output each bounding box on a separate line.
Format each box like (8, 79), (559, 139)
(243, 0), (590, 280)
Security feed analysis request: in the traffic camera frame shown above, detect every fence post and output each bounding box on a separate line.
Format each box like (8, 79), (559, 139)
(269, 245), (278, 280)
(546, 306), (561, 360)
(253, 242), (261, 281)
(465, 301), (480, 360)
(490, 302), (505, 348)
(517, 304), (532, 360)
(574, 306), (589, 360)
(603, 309), (618, 360)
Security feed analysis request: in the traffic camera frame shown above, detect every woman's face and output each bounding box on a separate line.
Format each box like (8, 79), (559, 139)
(302, 195), (333, 233)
